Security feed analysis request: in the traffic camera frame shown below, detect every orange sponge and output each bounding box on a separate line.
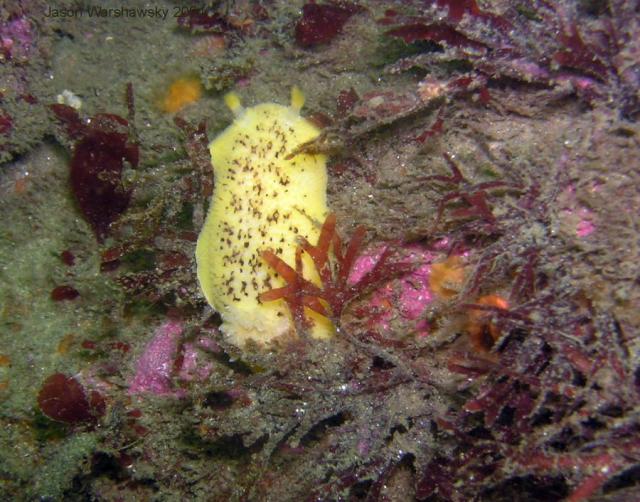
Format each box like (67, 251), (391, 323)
(160, 77), (202, 113)
(429, 255), (466, 299)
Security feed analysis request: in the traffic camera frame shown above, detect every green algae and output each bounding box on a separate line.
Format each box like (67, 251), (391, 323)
(32, 432), (98, 500)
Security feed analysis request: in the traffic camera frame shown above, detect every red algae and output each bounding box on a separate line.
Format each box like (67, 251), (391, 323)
(429, 0), (511, 29)
(261, 213), (414, 332)
(50, 103), (138, 242)
(383, 0), (640, 118)
(177, 10), (231, 34)
(336, 87), (359, 117)
(70, 131), (135, 241)
(37, 373), (105, 425)
(0, 112), (12, 135)
(386, 23), (487, 51)
(295, 2), (362, 47)
(50, 285), (80, 301)
(60, 250), (75, 266)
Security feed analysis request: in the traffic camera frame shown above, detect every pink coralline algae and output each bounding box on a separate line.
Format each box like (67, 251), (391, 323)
(0, 15), (35, 62)
(129, 320), (184, 395)
(350, 244), (443, 336)
(176, 334), (218, 383)
(574, 209), (596, 238)
(559, 184), (597, 238)
(260, 214), (414, 333)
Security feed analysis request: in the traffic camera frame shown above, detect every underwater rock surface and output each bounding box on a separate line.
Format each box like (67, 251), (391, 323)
(0, 1), (639, 501)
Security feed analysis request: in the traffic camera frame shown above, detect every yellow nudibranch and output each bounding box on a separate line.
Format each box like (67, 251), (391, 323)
(196, 87), (334, 346)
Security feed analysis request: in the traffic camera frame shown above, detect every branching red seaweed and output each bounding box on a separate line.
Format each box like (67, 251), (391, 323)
(421, 152), (522, 231)
(260, 213), (411, 332)
(383, 0), (640, 118)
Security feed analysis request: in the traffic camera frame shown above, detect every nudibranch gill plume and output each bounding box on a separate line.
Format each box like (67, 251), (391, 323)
(196, 87), (333, 346)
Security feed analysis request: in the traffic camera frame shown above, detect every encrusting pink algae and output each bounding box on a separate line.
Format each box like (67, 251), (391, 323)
(129, 320), (184, 396)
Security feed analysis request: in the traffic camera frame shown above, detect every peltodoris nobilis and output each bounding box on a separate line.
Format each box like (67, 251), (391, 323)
(196, 87), (333, 346)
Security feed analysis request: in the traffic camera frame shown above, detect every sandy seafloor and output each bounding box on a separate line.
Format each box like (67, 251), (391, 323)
(1, 0), (639, 500)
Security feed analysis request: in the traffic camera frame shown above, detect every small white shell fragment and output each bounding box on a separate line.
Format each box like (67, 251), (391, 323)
(56, 89), (83, 110)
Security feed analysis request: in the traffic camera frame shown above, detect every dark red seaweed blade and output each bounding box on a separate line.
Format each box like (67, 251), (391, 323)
(38, 373), (93, 424)
(70, 131), (135, 241)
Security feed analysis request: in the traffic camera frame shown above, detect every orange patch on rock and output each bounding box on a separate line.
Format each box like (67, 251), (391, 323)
(466, 294), (509, 352)
(429, 255), (466, 299)
(57, 333), (76, 355)
(15, 175), (29, 194)
(160, 77), (203, 113)
(190, 35), (226, 58)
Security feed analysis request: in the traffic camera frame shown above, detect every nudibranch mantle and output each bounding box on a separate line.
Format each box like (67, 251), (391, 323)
(196, 87), (333, 346)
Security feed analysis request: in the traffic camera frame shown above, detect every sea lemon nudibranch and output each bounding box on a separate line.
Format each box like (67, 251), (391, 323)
(196, 87), (334, 346)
